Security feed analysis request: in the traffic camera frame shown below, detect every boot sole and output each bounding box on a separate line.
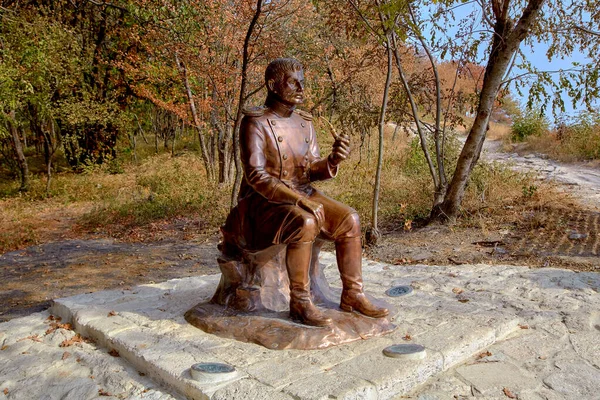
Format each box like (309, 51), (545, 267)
(290, 313), (332, 328)
(340, 302), (389, 318)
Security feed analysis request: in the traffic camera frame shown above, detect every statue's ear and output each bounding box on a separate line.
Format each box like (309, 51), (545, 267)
(267, 79), (276, 92)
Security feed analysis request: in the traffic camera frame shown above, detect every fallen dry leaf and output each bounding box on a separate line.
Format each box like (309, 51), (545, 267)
(503, 387), (516, 398)
(458, 299), (470, 303)
(59, 334), (90, 347)
(3, 388), (8, 395)
(403, 334), (412, 341)
(519, 324), (530, 329)
(46, 322), (73, 335)
(108, 349), (120, 357)
(1, 345), (8, 351)
(452, 287), (464, 294)
(476, 351), (492, 359)
(98, 389), (111, 396)
(17, 334), (42, 343)
(62, 351), (71, 360)
(107, 311), (117, 317)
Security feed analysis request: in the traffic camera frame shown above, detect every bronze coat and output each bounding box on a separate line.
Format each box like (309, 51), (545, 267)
(224, 107), (355, 251)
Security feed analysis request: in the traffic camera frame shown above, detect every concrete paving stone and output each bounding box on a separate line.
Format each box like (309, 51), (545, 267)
(282, 371), (377, 400)
(415, 316), (516, 369)
(211, 378), (294, 400)
(543, 359), (600, 399)
(570, 331), (600, 369)
(331, 347), (445, 399)
(414, 374), (472, 398)
(245, 356), (323, 390)
(456, 361), (539, 396)
(0, 311), (178, 400)
(487, 329), (568, 362)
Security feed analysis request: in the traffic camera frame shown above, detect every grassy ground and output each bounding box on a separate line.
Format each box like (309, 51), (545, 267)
(1, 122), (545, 252)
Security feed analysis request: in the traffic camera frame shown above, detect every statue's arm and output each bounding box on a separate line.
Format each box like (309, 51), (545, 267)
(241, 117), (303, 205)
(307, 123), (338, 182)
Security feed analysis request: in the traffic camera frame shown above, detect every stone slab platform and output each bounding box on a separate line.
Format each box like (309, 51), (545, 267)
(46, 252), (523, 400)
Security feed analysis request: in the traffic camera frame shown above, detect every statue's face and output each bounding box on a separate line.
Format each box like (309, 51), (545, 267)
(270, 69), (305, 106)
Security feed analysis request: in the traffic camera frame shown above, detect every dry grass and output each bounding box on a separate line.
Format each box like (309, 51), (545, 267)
(0, 151), (229, 252)
(486, 121), (511, 141)
(1, 122), (544, 253)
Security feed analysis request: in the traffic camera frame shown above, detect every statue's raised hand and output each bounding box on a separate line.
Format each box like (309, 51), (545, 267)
(328, 134), (351, 166)
(297, 197), (325, 229)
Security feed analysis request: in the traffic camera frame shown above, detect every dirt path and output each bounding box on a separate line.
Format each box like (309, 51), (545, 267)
(482, 139), (600, 210)
(0, 238), (220, 321)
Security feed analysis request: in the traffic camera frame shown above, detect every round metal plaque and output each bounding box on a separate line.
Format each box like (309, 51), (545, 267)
(190, 362), (236, 383)
(385, 285), (413, 297)
(383, 344), (427, 360)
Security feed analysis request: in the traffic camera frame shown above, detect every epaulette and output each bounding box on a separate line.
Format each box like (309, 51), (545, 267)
(242, 106), (266, 117)
(294, 109), (313, 121)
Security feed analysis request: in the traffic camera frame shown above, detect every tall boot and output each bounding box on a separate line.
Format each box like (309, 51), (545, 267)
(336, 237), (389, 318)
(287, 242), (332, 327)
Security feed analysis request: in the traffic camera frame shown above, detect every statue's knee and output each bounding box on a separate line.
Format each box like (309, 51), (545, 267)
(297, 215), (319, 242)
(337, 212), (361, 238)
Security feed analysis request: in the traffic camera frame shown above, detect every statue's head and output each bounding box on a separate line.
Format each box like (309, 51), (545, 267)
(265, 58), (305, 106)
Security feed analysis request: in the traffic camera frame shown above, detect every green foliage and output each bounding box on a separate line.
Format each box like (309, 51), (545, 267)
(510, 108), (549, 142)
(522, 184), (538, 199)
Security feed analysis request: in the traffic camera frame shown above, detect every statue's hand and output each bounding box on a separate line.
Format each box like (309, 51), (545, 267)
(297, 197), (325, 229)
(329, 134), (351, 166)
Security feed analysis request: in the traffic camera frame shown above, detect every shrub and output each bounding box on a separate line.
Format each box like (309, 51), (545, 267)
(510, 108), (549, 142)
(559, 111), (600, 160)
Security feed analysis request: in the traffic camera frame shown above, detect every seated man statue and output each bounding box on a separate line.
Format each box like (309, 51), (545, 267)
(221, 58), (388, 327)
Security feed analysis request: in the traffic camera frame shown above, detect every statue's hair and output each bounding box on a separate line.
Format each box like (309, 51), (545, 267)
(265, 58), (303, 88)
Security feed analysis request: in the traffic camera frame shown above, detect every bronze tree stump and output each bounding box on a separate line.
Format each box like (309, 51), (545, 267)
(185, 240), (395, 350)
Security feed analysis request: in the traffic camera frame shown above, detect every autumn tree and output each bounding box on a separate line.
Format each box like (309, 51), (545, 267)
(432, 0), (600, 220)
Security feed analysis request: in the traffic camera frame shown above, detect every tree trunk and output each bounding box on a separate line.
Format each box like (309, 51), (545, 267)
(433, 0), (546, 221)
(366, 35), (393, 246)
(176, 53), (215, 180)
(231, 0), (263, 208)
(7, 111), (29, 191)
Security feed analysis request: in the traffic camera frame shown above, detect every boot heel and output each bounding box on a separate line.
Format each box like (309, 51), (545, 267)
(340, 302), (353, 312)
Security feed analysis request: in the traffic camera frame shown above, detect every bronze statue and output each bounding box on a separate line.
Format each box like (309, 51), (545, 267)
(222, 58), (388, 326)
(185, 58), (394, 349)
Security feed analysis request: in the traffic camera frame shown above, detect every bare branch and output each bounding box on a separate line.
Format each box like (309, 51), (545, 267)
(501, 67), (586, 86)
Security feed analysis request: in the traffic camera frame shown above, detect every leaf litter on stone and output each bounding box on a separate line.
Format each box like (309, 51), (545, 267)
(17, 334), (42, 343)
(59, 334), (91, 347)
(503, 387), (516, 398)
(46, 322), (73, 335)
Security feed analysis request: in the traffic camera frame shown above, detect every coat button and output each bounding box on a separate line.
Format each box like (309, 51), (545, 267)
(301, 122), (306, 127)
(278, 136), (283, 142)
(282, 171), (288, 176)
(304, 156), (309, 161)
(272, 121), (276, 126)
(304, 137), (309, 143)
(282, 154), (288, 160)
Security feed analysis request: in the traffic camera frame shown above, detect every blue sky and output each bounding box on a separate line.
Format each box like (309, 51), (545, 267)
(421, 1), (597, 122)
